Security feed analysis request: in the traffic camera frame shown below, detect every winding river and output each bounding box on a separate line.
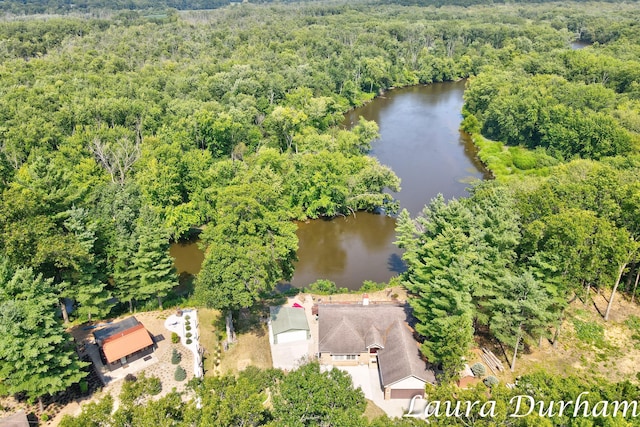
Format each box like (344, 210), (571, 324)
(170, 80), (490, 290)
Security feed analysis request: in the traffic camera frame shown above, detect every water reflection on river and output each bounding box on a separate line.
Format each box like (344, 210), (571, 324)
(170, 81), (489, 289)
(290, 80), (489, 289)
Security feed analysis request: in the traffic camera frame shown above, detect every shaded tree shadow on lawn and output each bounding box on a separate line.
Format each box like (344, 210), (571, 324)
(236, 307), (268, 338)
(235, 288), (305, 338)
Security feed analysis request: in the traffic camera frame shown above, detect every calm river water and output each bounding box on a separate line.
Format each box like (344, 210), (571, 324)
(170, 80), (490, 289)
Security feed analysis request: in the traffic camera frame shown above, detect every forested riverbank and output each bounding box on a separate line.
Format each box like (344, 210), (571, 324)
(397, 7), (640, 379)
(2, 1), (640, 424)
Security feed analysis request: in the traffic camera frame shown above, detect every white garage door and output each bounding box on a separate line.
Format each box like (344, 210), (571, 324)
(276, 330), (308, 344)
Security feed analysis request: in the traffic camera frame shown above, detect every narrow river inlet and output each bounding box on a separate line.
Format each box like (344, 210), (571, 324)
(171, 80), (490, 290)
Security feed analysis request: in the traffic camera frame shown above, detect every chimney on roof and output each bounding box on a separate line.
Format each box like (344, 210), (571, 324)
(362, 294), (369, 306)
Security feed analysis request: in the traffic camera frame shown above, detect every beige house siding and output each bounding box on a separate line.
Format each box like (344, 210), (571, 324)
(319, 351), (370, 366)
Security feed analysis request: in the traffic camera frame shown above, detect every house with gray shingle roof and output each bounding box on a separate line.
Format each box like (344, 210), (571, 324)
(318, 304), (436, 399)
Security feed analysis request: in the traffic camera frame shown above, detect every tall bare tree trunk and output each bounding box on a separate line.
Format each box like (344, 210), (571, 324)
(60, 300), (69, 324)
(128, 299), (134, 313)
(583, 283), (590, 304)
(552, 315), (564, 348)
(226, 311), (235, 345)
(631, 268), (640, 303)
(510, 327), (522, 372)
(157, 295), (163, 310)
(605, 263), (627, 321)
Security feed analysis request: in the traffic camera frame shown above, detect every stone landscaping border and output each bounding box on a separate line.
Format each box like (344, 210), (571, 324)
(164, 309), (203, 378)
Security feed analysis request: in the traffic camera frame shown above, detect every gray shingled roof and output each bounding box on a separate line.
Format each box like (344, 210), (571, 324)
(318, 304), (435, 386)
(365, 325), (384, 349)
(270, 306), (310, 335)
(0, 410), (30, 427)
(377, 319), (436, 386)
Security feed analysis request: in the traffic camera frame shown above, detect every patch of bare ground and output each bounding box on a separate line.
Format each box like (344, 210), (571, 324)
(219, 323), (273, 374)
(467, 290), (640, 386)
(363, 399), (387, 421)
(305, 286), (408, 304)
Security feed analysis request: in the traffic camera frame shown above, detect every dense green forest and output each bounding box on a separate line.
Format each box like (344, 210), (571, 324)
(0, 0), (632, 15)
(1, 0), (640, 420)
(396, 0), (640, 380)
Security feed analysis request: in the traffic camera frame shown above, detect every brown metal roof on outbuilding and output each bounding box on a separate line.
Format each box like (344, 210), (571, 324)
(95, 317), (154, 364)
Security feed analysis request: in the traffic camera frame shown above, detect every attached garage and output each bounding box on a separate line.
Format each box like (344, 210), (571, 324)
(384, 376), (426, 400)
(377, 319), (435, 400)
(270, 306), (310, 344)
(390, 388), (425, 399)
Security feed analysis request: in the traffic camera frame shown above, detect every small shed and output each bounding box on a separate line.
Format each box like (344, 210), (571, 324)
(93, 317), (154, 370)
(270, 306), (310, 344)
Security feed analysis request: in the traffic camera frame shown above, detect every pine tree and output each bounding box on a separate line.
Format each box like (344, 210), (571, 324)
(113, 232), (140, 313)
(132, 207), (177, 310)
(0, 263), (88, 411)
(63, 206), (112, 321)
(399, 196), (476, 379)
(487, 271), (554, 371)
(100, 183), (142, 313)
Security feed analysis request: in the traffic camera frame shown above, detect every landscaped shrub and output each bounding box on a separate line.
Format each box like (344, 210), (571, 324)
(470, 363), (486, 377)
(40, 413), (49, 422)
(185, 315), (190, 321)
(186, 332), (192, 338)
(483, 376), (499, 387)
(186, 338), (192, 345)
(171, 348), (182, 365)
(124, 374), (137, 382)
(174, 366), (187, 382)
(186, 324), (192, 331)
(171, 332), (180, 344)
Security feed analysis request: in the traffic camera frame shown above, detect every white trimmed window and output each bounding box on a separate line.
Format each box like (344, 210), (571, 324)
(332, 354), (357, 361)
